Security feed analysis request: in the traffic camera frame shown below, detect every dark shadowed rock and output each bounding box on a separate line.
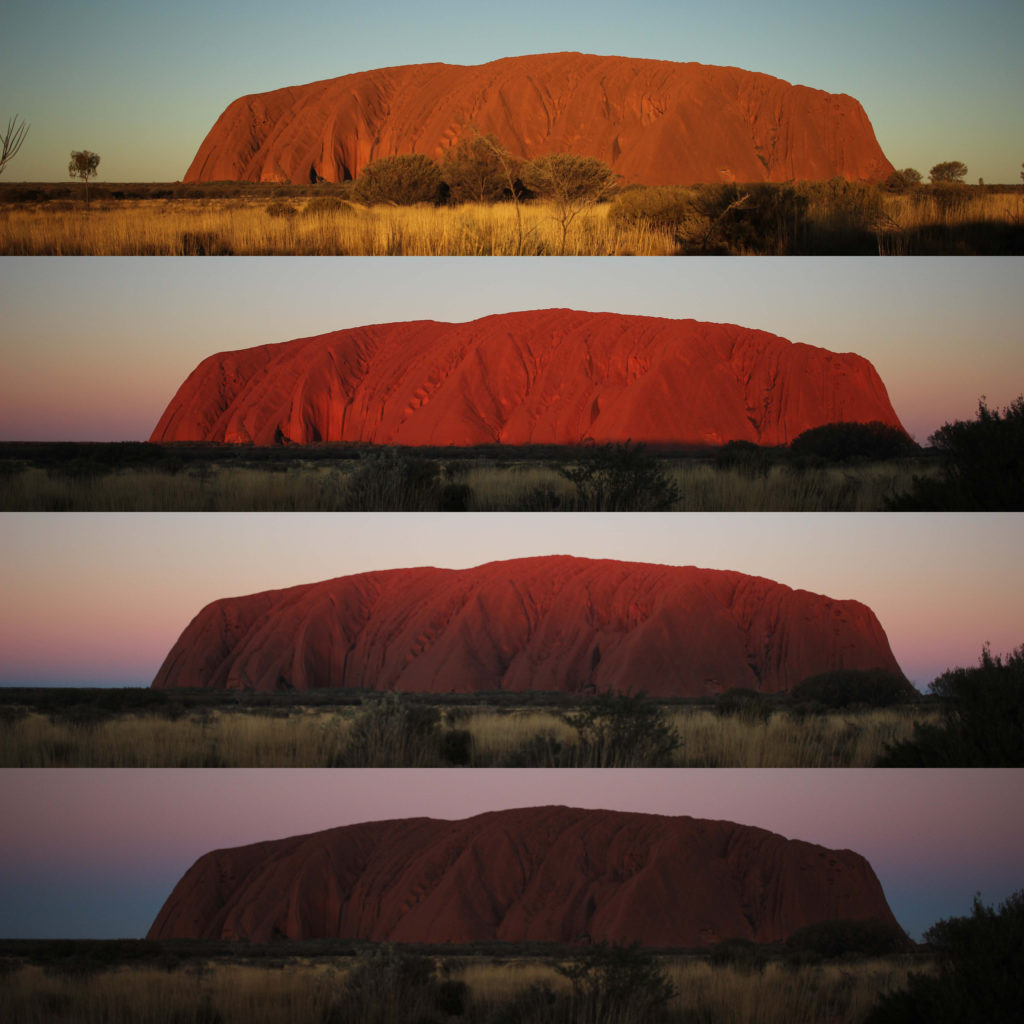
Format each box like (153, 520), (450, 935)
(148, 806), (902, 945)
(152, 555), (904, 696)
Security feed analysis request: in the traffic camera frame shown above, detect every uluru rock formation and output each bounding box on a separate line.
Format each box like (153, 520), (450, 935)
(184, 52), (893, 186)
(151, 556), (903, 696)
(148, 806), (902, 945)
(150, 310), (905, 447)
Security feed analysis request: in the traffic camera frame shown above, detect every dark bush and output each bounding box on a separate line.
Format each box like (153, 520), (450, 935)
(715, 688), (773, 722)
(439, 728), (473, 766)
(709, 938), (769, 970)
(340, 451), (445, 511)
(790, 669), (919, 709)
(885, 168), (922, 192)
(302, 195), (352, 216)
(789, 421), (917, 462)
(865, 891), (1024, 1024)
(561, 442), (680, 511)
(682, 182), (809, 254)
(337, 696), (446, 767)
(353, 154), (442, 206)
(714, 440), (771, 477)
(440, 134), (512, 204)
(556, 944), (676, 1024)
(265, 201), (298, 218)
(878, 644), (1024, 766)
(888, 395), (1024, 510)
(785, 918), (910, 959)
(607, 186), (691, 232)
(323, 946), (439, 1024)
(562, 692), (680, 767)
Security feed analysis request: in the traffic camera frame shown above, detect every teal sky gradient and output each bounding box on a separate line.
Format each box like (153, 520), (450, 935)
(1, 257), (1022, 445)
(1, 769), (1021, 941)
(3, 0), (1022, 183)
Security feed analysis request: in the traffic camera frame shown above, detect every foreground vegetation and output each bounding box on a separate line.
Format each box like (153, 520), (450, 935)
(0, 684), (940, 768)
(0, 937), (928, 1024)
(1, 179), (1021, 255)
(0, 440), (937, 512)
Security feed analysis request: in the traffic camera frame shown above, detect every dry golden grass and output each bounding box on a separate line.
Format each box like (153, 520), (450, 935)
(2, 187), (1018, 254)
(0, 459), (934, 512)
(0, 705), (941, 768)
(0, 198), (671, 255)
(662, 958), (926, 1024)
(668, 707), (937, 768)
(0, 957), (928, 1024)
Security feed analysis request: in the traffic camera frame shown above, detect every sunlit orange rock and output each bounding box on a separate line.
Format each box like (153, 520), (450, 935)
(184, 52), (892, 185)
(148, 806), (902, 944)
(151, 556), (903, 696)
(150, 310), (905, 447)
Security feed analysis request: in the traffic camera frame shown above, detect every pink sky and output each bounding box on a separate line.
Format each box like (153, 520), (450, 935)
(1, 769), (1021, 940)
(1, 258), (1022, 444)
(1, 513), (1020, 689)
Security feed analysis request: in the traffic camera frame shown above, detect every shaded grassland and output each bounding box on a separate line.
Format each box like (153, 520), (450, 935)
(0, 442), (937, 512)
(0, 939), (931, 1024)
(1, 180), (1021, 254)
(0, 688), (940, 768)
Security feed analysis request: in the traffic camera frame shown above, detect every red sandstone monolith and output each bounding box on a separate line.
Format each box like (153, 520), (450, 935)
(150, 310), (905, 447)
(148, 806), (902, 944)
(151, 555), (904, 696)
(185, 53), (892, 185)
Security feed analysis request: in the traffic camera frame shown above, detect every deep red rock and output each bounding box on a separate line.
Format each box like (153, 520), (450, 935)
(184, 53), (892, 186)
(151, 556), (903, 696)
(147, 806), (901, 944)
(150, 309), (905, 447)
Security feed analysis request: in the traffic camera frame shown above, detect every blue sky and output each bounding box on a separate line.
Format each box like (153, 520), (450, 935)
(3, 0), (1022, 182)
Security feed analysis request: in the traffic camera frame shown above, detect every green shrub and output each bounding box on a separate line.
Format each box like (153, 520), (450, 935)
(878, 644), (1024, 766)
(353, 154), (442, 206)
(790, 669), (919, 709)
(888, 395), (1024, 510)
(681, 182), (809, 255)
(789, 422), (916, 462)
(865, 891), (1024, 1024)
(715, 688), (773, 722)
(785, 918), (910, 959)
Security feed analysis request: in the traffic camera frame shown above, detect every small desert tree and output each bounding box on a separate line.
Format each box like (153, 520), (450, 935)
(521, 152), (618, 253)
(885, 167), (922, 192)
(440, 133), (510, 204)
(352, 153), (442, 206)
(929, 160), (968, 183)
(68, 149), (101, 204)
(1, 115), (29, 176)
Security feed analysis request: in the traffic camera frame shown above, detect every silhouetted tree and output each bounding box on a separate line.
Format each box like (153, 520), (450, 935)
(878, 644), (1024, 766)
(68, 149), (100, 204)
(0, 115), (29, 175)
(929, 160), (968, 183)
(885, 167), (922, 192)
(865, 891), (1024, 1024)
(887, 395), (1024, 510)
(521, 153), (618, 253)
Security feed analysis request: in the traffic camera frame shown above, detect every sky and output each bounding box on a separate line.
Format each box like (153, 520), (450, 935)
(1, 512), (1020, 690)
(2, 257), (1022, 446)
(0, 768), (1021, 941)
(2, 0), (1022, 183)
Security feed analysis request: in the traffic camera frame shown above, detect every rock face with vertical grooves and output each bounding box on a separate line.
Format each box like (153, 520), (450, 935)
(150, 310), (905, 447)
(147, 806), (902, 944)
(184, 52), (893, 185)
(151, 556), (904, 696)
